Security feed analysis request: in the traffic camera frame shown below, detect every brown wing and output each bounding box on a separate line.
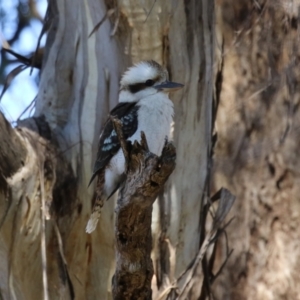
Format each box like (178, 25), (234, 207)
(88, 102), (139, 186)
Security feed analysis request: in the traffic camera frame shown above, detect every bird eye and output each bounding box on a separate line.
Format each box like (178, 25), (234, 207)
(145, 79), (155, 86)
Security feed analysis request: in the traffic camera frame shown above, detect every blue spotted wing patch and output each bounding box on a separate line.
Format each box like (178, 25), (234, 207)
(88, 102), (139, 186)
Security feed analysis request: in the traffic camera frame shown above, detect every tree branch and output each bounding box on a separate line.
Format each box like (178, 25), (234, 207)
(112, 133), (176, 300)
(0, 112), (27, 179)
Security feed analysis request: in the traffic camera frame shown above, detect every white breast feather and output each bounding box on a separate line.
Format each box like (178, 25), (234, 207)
(132, 93), (174, 154)
(103, 93), (174, 198)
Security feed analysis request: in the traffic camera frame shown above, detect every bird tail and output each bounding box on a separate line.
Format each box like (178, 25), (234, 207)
(86, 176), (105, 234)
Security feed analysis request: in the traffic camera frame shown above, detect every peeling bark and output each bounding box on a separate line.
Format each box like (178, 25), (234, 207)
(0, 116), (77, 299)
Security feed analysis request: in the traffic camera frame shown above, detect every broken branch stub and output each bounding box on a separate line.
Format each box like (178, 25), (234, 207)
(112, 132), (176, 300)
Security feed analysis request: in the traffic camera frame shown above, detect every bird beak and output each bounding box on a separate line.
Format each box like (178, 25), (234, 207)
(154, 81), (184, 92)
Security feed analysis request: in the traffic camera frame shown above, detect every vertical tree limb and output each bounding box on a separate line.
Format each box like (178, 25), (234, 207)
(111, 120), (176, 299)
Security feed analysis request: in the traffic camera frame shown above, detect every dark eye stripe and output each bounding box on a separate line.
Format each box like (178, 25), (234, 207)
(127, 75), (161, 93)
(128, 83), (147, 93)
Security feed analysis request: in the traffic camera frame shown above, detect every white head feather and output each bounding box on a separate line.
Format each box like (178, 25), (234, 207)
(120, 60), (167, 87)
(119, 60), (168, 103)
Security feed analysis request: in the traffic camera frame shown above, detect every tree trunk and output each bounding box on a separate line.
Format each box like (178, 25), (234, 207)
(213, 1), (300, 299)
(0, 0), (215, 299)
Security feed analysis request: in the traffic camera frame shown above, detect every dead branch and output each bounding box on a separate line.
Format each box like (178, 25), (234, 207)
(178, 188), (235, 299)
(111, 124), (176, 299)
(152, 188), (235, 300)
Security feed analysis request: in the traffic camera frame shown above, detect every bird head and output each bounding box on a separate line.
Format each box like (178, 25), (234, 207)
(119, 60), (184, 102)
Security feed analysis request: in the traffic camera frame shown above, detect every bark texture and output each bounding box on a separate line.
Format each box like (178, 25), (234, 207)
(154, 0), (215, 286)
(0, 115), (77, 300)
(213, 1), (300, 299)
(112, 129), (176, 300)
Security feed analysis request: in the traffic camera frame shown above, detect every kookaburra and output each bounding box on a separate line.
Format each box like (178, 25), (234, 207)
(86, 60), (183, 233)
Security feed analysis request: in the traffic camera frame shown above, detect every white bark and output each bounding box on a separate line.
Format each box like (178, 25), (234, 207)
(0, 0), (215, 298)
(167, 0), (214, 276)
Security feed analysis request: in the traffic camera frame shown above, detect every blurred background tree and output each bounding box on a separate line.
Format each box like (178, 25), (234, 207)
(213, 1), (300, 299)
